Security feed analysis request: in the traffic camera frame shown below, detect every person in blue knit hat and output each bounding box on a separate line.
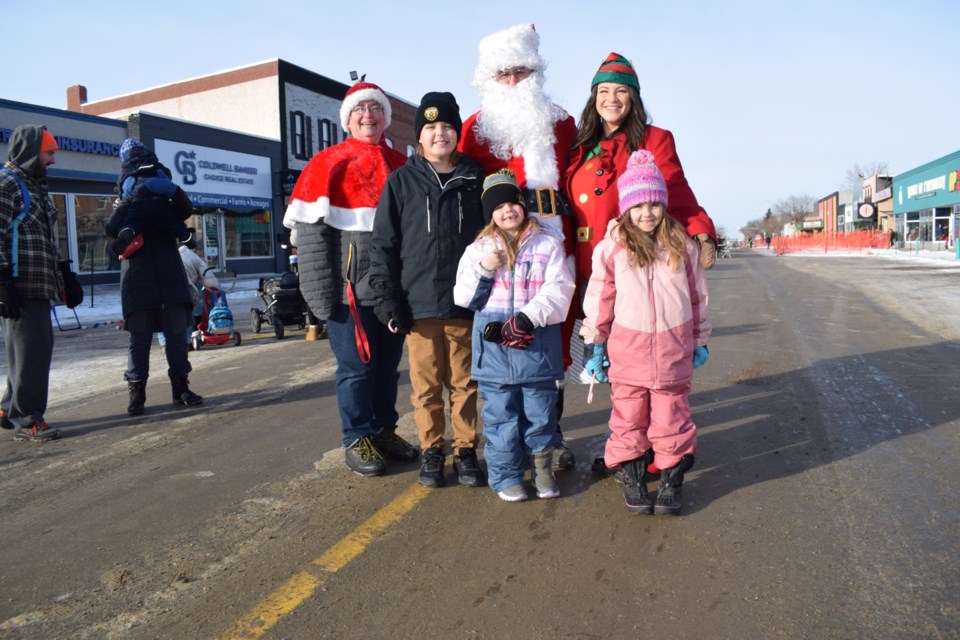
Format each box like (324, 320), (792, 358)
(109, 138), (194, 258)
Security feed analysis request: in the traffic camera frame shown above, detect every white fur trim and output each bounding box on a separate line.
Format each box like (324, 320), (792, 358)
(340, 88), (392, 131)
(283, 197), (376, 232)
(473, 24), (545, 87)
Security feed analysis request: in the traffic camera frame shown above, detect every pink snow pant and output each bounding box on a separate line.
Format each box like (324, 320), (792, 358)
(605, 381), (698, 471)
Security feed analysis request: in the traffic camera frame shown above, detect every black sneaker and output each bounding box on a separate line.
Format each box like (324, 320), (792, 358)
(13, 421), (61, 442)
(372, 429), (420, 462)
(0, 409), (14, 430)
(453, 447), (486, 487)
(344, 436), (387, 477)
(419, 447), (446, 487)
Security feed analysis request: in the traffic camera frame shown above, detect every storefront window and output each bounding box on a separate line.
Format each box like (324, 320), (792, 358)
(223, 209), (272, 258)
(51, 194), (69, 262)
(75, 194), (119, 272)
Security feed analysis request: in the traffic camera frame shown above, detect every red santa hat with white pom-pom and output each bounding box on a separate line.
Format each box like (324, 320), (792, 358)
(339, 81), (393, 131)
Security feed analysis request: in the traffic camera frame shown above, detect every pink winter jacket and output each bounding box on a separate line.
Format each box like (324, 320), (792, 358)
(580, 231), (711, 389)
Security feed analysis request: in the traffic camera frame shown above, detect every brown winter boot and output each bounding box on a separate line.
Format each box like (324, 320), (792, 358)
(127, 380), (147, 415)
(171, 375), (203, 406)
(305, 325), (319, 341)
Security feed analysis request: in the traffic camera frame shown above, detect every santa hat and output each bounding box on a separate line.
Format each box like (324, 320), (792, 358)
(473, 23), (545, 87)
(339, 81), (393, 131)
(617, 150), (668, 215)
(592, 52), (640, 93)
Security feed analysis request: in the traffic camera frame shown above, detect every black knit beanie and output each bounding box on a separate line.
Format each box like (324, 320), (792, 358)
(414, 91), (462, 140)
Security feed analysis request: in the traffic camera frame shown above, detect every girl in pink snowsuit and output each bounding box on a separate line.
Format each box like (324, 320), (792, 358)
(580, 150), (711, 515)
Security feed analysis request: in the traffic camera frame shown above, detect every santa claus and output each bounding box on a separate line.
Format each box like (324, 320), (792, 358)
(460, 23), (577, 471)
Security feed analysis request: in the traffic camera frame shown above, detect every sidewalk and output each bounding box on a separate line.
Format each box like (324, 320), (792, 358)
(65, 274), (270, 328)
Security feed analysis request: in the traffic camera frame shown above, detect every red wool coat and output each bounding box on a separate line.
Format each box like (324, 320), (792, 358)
(563, 126), (716, 292)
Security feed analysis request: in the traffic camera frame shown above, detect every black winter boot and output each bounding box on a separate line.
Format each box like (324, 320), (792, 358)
(127, 380), (146, 415)
(654, 455), (696, 516)
(621, 449), (654, 514)
(171, 375), (203, 406)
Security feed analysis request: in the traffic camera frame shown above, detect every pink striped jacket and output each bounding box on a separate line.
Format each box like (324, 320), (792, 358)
(580, 233), (711, 389)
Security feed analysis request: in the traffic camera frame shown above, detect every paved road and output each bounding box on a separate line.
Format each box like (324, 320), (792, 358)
(1, 250), (958, 639)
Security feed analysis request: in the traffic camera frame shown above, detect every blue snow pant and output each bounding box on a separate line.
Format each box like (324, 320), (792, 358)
(479, 380), (558, 493)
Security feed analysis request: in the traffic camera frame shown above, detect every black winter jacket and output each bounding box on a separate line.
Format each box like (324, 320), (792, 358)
(294, 220), (375, 321)
(106, 198), (194, 321)
(369, 155), (484, 321)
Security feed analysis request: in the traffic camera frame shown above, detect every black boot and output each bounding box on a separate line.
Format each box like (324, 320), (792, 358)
(127, 380), (146, 415)
(654, 455), (695, 516)
(171, 375), (203, 406)
(621, 450), (654, 514)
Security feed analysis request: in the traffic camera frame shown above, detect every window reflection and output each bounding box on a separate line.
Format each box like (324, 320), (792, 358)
(71, 194), (119, 273)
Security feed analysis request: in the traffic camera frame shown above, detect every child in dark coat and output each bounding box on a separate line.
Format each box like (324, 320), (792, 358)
(111, 138), (193, 257)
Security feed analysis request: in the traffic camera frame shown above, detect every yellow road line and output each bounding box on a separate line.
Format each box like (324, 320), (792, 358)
(220, 483), (431, 639)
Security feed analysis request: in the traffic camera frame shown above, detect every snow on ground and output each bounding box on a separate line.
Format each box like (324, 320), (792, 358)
(2, 276), (272, 405)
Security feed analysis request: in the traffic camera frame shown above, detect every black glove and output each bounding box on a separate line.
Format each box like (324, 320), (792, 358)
(373, 290), (413, 334)
(499, 312), (534, 350)
(58, 261), (83, 309)
(0, 278), (22, 320)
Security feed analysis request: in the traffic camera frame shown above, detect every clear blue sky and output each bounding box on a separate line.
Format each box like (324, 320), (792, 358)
(6, 0), (956, 238)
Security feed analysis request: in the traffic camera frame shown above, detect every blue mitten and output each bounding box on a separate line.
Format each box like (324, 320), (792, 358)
(693, 346), (709, 369)
(585, 343), (610, 382)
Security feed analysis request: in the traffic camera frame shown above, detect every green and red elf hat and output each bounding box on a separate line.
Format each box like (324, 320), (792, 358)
(591, 52), (640, 93)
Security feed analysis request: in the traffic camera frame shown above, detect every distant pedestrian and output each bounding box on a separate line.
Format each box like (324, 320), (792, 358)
(580, 150), (711, 515)
(370, 91), (487, 488)
(453, 170), (574, 502)
(158, 233), (216, 351)
(0, 125), (82, 441)
(106, 139), (203, 416)
(765, 234), (772, 250)
(109, 138), (194, 258)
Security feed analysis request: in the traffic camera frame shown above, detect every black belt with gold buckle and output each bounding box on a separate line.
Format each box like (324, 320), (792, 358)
(523, 187), (570, 219)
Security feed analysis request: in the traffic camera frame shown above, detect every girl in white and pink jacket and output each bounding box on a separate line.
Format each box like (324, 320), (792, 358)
(581, 150), (711, 516)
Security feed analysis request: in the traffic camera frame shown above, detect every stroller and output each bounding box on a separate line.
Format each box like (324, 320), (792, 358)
(250, 271), (310, 339)
(191, 288), (242, 350)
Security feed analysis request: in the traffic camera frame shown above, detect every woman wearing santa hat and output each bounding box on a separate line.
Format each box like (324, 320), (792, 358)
(283, 81), (420, 477)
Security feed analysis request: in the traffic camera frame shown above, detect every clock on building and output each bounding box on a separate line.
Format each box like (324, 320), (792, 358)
(858, 202), (876, 219)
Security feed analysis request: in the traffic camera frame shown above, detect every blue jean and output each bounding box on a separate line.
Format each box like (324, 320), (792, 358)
(479, 380), (558, 493)
(325, 302), (405, 447)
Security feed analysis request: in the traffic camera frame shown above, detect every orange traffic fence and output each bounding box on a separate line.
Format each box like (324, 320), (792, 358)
(773, 231), (892, 255)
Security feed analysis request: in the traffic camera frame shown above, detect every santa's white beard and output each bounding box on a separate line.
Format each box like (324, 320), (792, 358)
(475, 76), (565, 188)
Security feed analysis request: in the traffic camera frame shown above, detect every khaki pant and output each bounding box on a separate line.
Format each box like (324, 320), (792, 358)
(406, 318), (478, 450)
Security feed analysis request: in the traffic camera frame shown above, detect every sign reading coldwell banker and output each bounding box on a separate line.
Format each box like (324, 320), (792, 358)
(154, 139), (273, 209)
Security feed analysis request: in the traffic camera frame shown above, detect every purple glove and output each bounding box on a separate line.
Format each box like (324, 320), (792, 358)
(499, 313), (534, 350)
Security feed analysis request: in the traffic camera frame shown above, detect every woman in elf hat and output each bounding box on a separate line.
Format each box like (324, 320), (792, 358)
(369, 91), (487, 489)
(563, 52), (718, 477)
(580, 150), (711, 515)
(282, 81), (419, 478)
(453, 170), (574, 502)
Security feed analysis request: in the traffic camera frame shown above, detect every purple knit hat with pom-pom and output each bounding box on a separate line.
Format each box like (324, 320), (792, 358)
(617, 150), (668, 215)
